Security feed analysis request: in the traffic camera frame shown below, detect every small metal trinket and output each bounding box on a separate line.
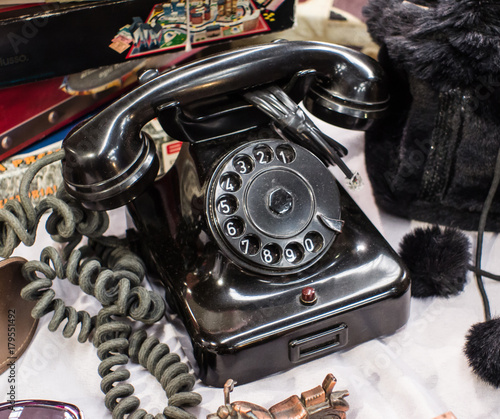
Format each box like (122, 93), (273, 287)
(207, 373), (349, 419)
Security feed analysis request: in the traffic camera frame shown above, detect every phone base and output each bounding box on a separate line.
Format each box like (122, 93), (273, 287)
(128, 139), (410, 387)
(185, 185), (409, 387)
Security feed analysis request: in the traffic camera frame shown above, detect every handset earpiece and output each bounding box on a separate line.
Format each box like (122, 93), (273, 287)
(303, 54), (389, 131)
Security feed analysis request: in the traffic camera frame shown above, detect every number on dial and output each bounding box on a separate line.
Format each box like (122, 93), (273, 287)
(239, 235), (260, 256)
(284, 243), (304, 264)
(253, 144), (273, 164)
(217, 195), (238, 215)
(233, 155), (254, 174)
(224, 217), (244, 238)
(220, 173), (242, 192)
(261, 243), (281, 265)
(304, 232), (324, 253)
(276, 144), (296, 164)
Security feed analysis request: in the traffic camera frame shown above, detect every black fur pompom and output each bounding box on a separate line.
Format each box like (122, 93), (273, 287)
(399, 226), (470, 298)
(464, 318), (500, 387)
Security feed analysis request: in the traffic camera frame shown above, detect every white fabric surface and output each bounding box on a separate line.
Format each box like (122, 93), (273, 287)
(2, 1), (500, 416)
(2, 120), (500, 419)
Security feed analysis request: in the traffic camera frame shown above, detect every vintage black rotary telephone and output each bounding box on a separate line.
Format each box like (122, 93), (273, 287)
(59, 40), (410, 387)
(1, 41), (410, 417)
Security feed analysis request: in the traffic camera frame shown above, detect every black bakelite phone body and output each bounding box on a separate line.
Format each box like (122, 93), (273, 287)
(60, 41), (410, 387)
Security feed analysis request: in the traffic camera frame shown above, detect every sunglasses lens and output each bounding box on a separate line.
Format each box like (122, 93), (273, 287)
(0, 405), (79, 419)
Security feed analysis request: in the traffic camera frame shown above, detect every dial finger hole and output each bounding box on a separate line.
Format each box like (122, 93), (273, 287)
(233, 154), (254, 175)
(239, 235), (260, 256)
(253, 144), (274, 164)
(261, 243), (281, 265)
(220, 172), (242, 192)
(276, 144), (296, 164)
(304, 232), (324, 253)
(284, 242), (305, 264)
(224, 217), (245, 238)
(217, 195), (238, 215)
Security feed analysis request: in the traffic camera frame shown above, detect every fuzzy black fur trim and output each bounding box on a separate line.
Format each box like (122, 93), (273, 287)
(363, 0), (500, 89)
(464, 318), (500, 387)
(399, 226), (470, 298)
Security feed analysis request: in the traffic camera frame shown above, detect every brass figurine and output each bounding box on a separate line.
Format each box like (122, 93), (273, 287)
(207, 373), (349, 419)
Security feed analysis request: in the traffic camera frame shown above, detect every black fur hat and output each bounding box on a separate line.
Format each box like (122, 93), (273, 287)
(363, 0), (500, 231)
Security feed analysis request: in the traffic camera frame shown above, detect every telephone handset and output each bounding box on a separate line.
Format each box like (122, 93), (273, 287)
(59, 40), (410, 386)
(61, 40), (388, 211)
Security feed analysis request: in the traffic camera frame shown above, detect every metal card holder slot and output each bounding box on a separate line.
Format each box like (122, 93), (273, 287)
(289, 323), (348, 363)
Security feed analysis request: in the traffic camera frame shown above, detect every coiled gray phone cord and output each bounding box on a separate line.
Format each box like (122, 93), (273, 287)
(0, 151), (201, 419)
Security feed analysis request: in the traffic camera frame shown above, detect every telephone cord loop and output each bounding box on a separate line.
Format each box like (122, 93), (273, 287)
(0, 151), (201, 419)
